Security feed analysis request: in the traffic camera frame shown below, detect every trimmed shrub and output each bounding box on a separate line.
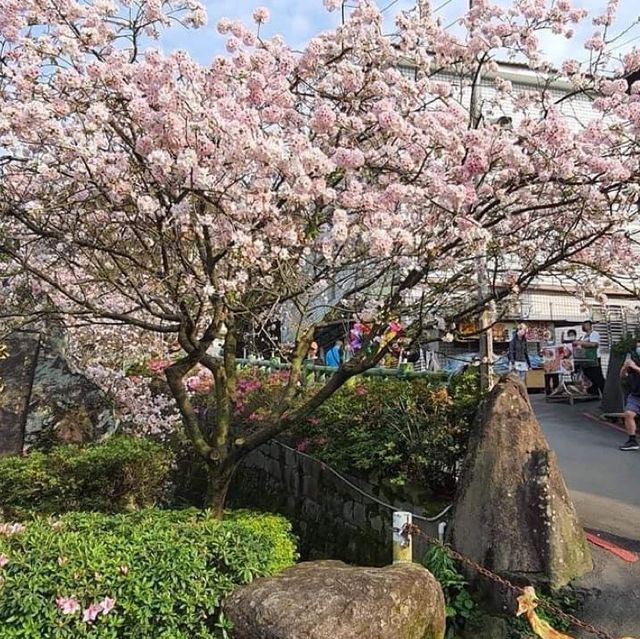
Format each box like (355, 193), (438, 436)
(0, 436), (173, 520)
(0, 509), (297, 638)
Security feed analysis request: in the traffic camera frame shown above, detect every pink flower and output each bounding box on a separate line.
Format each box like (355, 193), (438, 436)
(355, 386), (368, 396)
(310, 104), (336, 133)
(0, 554), (9, 568)
(185, 376), (200, 391)
(56, 596), (81, 615)
(237, 378), (262, 393)
(296, 438), (310, 452)
(252, 7), (270, 24)
(99, 596), (116, 616)
(83, 602), (103, 623)
(0, 523), (26, 536)
(147, 358), (170, 374)
(388, 321), (403, 334)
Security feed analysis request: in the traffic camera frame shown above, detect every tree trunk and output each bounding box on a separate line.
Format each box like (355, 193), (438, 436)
(204, 462), (238, 519)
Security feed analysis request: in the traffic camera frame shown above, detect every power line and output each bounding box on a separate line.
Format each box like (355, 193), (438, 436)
(609, 32), (640, 53)
(433, 0), (456, 13)
(380, 0), (401, 13)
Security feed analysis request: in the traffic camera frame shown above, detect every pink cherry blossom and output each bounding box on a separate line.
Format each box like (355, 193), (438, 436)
(324, 0), (342, 11)
(252, 7), (270, 24)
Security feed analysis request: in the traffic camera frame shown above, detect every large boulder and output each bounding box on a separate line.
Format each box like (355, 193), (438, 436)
(24, 336), (115, 446)
(449, 375), (592, 591)
(0, 332), (115, 452)
(224, 560), (446, 639)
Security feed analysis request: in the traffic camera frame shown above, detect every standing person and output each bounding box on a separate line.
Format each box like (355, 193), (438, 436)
(619, 339), (640, 451)
(307, 341), (321, 365)
(509, 323), (531, 382)
(575, 320), (604, 397)
(325, 340), (343, 368)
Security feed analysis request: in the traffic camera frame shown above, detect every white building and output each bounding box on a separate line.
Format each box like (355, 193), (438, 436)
(396, 59), (640, 375)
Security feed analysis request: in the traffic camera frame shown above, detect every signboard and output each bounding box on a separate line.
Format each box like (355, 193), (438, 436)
(525, 323), (554, 343)
(458, 318), (479, 337)
(541, 344), (574, 375)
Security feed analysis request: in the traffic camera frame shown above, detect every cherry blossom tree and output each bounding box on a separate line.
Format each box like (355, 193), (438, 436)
(2, 0), (640, 514)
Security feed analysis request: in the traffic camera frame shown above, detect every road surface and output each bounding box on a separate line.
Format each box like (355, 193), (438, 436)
(533, 395), (640, 542)
(532, 396), (640, 637)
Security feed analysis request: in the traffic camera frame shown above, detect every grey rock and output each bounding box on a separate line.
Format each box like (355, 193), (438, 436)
(464, 615), (510, 639)
(224, 560), (446, 639)
(25, 340), (115, 446)
(0, 332), (115, 452)
(449, 374), (592, 591)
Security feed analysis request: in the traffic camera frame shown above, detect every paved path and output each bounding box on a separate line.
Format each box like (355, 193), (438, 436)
(532, 395), (640, 542)
(532, 395), (640, 638)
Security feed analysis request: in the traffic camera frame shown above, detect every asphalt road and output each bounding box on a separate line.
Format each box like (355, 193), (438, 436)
(532, 395), (640, 542)
(532, 396), (640, 637)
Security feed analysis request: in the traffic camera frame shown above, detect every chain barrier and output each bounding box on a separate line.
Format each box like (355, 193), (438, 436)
(273, 422), (630, 639)
(401, 523), (632, 639)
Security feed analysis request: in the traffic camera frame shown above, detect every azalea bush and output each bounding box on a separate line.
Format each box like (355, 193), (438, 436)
(0, 509), (296, 638)
(293, 369), (481, 496)
(0, 437), (173, 520)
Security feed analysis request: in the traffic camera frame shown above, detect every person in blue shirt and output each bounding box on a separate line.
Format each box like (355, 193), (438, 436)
(325, 340), (343, 368)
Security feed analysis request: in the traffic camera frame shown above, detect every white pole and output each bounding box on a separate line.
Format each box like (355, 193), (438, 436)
(392, 511), (413, 564)
(438, 521), (447, 543)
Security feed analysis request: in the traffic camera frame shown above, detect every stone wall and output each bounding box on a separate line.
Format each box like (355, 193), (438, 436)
(229, 440), (443, 566)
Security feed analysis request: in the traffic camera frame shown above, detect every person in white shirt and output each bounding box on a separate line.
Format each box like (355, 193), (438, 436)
(575, 320), (604, 397)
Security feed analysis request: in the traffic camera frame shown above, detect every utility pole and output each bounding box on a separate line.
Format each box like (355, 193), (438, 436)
(468, 0), (495, 391)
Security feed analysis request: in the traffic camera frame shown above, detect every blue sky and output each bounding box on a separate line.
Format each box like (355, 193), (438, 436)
(160, 0), (640, 65)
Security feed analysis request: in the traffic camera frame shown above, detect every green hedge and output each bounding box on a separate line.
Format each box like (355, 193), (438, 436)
(0, 509), (296, 638)
(294, 370), (480, 496)
(0, 436), (173, 520)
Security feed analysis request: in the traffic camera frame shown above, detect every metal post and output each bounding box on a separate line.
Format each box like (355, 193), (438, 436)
(479, 296), (495, 391)
(392, 511), (413, 564)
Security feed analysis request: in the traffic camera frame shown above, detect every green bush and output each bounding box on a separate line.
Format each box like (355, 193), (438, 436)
(422, 543), (480, 637)
(0, 436), (173, 520)
(0, 508), (297, 638)
(422, 543), (583, 638)
(295, 369), (480, 496)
